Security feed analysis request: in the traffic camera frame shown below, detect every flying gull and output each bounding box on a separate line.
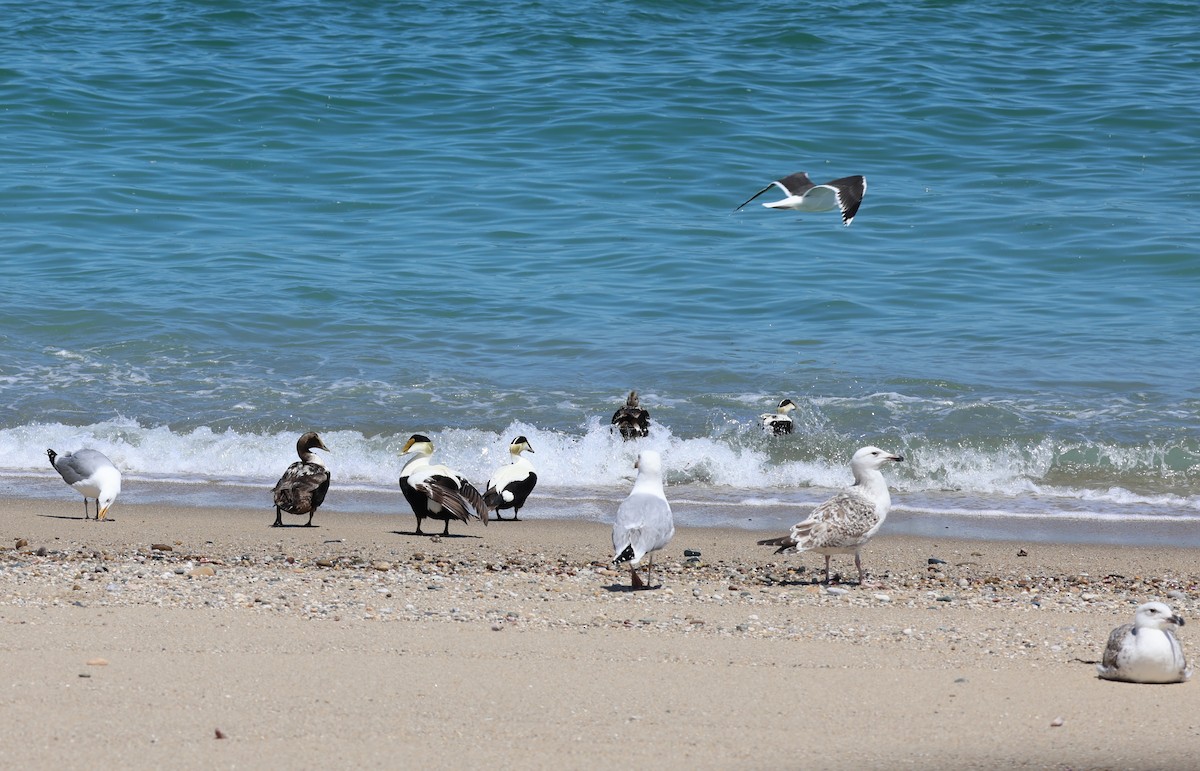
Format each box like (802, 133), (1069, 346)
(484, 436), (538, 521)
(612, 450), (675, 589)
(735, 172), (867, 226)
(271, 432), (331, 527)
(47, 448), (122, 521)
(1097, 601), (1191, 684)
(399, 434), (489, 536)
(758, 445), (903, 583)
(761, 398), (797, 435)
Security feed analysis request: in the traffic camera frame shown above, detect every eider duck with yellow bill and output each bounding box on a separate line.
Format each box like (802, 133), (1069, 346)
(399, 434), (489, 536)
(271, 432), (331, 527)
(761, 398), (797, 435)
(484, 436), (538, 521)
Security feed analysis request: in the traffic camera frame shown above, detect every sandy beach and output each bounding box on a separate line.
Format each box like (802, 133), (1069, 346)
(3, 499), (1200, 770)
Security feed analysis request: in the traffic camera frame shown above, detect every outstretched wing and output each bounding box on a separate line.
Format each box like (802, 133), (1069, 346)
(827, 175), (866, 225)
(734, 182), (777, 212)
(774, 172), (815, 196)
(735, 173), (816, 211)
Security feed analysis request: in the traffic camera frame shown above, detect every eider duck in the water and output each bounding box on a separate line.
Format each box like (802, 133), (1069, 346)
(734, 172), (867, 226)
(271, 432), (331, 527)
(611, 390), (650, 440)
(761, 398), (797, 435)
(484, 436), (538, 521)
(47, 448), (122, 521)
(399, 434), (489, 536)
(612, 450), (674, 589)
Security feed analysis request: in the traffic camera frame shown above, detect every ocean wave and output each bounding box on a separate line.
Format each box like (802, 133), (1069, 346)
(4, 418), (1198, 518)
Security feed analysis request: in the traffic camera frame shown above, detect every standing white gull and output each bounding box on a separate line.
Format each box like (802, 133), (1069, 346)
(484, 436), (538, 521)
(1097, 602), (1191, 684)
(757, 445), (903, 583)
(271, 432), (331, 528)
(735, 172), (867, 226)
(47, 448), (122, 521)
(399, 434), (489, 536)
(761, 398), (797, 435)
(612, 450), (675, 589)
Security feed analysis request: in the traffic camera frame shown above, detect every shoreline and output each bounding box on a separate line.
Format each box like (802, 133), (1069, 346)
(9, 472), (1200, 548)
(4, 499), (1200, 768)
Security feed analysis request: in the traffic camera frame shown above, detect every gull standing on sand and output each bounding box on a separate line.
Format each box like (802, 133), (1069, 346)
(611, 390), (651, 440)
(399, 434), (489, 536)
(47, 448), (122, 521)
(758, 446), (903, 584)
(1097, 602), (1191, 684)
(612, 450), (674, 589)
(271, 432), (331, 527)
(761, 398), (797, 435)
(483, 436), (538, 521)
(734, 172), (867, 226)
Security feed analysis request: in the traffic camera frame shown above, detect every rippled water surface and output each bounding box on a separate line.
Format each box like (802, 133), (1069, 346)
(3, 1), (1199, 532)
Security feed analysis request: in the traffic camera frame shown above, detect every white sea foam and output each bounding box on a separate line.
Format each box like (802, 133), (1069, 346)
(4, 418), (1199, 528)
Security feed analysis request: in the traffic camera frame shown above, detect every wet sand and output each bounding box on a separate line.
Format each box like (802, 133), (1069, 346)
(3, 499), (1199, 769)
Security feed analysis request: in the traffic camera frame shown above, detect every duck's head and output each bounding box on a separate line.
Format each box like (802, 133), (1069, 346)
(297, 432), (329, 454)
(402, 434), (434, 456)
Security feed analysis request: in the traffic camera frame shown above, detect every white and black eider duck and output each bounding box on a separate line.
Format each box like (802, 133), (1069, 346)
(735, 172), (867, 226)
(761, 398), (797, 435)
(47, 448), (122, 521)
(399, 434), (489, 536)
(484, 436), (538, 521)
(612, 450), (675, 589)
(271, 432), (331, 527)
(611, 390), (650, 440)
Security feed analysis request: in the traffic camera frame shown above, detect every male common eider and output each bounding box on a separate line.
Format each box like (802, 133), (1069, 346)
(47, 448), (122, 521)
(271, 432), (331, 527)
(758, 446), (903, 583)
(735, 172), (867, 226)
(484, 436), (538, 521)
(611, 390), (650, 440)
(1098, 602), (1191, 684)
(399, 434), (489, 536)
(612, 450), (674, 589)
(761, 398), (797, 435)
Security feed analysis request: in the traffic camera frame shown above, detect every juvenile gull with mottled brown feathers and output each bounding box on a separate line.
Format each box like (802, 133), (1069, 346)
(758, 446), (903, 583)
(1097, 602), (1191, 684)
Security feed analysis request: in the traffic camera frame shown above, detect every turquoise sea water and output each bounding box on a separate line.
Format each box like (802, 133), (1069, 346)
(2, 1), (1199, 537)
